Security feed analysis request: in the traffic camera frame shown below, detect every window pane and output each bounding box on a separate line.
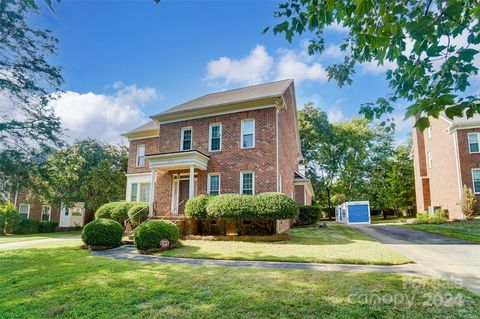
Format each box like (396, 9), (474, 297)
(242, 120), (254, 148)
(210, 125), (221, 151)
(243, 120), (253, 134)
(41, 206), (50, 222)
(243, 134), (253, 148)
(470, 134), (479, 152)
(19, 204), (28, 220)
(473, 170), (480, 193)
(182, 129), (192, 150)
(209, 175), (220, 195)
(471, 143), (480, 153)
(140, 183), (150, 202)
(242, 173), (253, 195)
(137, 146), (145, 166)
(131, 183), (138, 201)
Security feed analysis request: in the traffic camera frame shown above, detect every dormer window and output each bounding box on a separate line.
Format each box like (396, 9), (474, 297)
(181, 127), (192, 151)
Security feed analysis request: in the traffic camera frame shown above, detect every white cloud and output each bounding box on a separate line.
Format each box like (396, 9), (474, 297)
(275, 50), (328, 83)
(326, 22), (349, 33)
(361, 60), (397, 74)
(326, 98), (348, 123)
(323, 44), (345, 60)
(205, 45), (273, 85)
(50, 84), (160, 144)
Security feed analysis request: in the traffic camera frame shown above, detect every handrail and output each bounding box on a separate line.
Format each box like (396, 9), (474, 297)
(126, 199), (186, 236)
(124, 205), (149, 227)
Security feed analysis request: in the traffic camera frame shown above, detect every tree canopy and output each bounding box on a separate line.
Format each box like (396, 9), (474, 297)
(269, 0), (480, 130)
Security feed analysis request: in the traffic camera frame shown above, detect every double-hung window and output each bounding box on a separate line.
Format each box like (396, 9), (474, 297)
(18, 204), (29, 220)
(240, 171), (255, 195)
(473, 169), (480, 194)
(241, 119), (255, 148)
(130, 183), (138, 201)
(468, 133), (480, 153)
(139, 183), (151, 202)
(136, 145), (145, 167)
(181, 127), (192, 151)
(209, 124), (222, 152)
(41, 205), (51, 222)
(208, 174), (220, 195)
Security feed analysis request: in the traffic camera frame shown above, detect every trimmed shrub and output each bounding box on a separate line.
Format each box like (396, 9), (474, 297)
(0, 203), (19, 234)
(14, 219), (41, 234)
(39, 221), (58, 233)
(414, 210), (448, 224)
(134, 220), (179, 250)
(94, 202), (117, 220)
(206, 194), (257, 219)
(298, 205), (320, 225)
(254, 193), (299, 220)
(95, 202), (143, 223)
(185, 195), (212, 219)
(127, 203), (149, 226)
(81, 218), (123, 248)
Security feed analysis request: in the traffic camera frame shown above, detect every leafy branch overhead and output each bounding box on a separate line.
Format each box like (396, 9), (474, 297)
(269, 0), (480, 130)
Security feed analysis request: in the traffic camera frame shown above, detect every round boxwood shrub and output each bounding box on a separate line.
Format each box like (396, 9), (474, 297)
(81, 218), (123, 248)
(134, 220), (179, 250)
(298, 205), (320, 225)
(254, 192), (299, 220)
(206, 194), (256, 218)
(185, 195), (212, 219)
(111, 202), (140, 223)
(94, 202), (117, 220)
(127, 203), (149, 226)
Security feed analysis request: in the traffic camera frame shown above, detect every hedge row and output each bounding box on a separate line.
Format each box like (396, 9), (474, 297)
(95, 202), (148, 224)
(185, 193), (299, 220)
(298, 205), (321, 225)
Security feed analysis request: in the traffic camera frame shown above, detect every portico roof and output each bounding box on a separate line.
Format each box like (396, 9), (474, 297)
(146, 150), (210, 171)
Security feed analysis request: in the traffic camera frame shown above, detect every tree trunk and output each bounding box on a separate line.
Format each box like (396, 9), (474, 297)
(326, 187), (333, 220)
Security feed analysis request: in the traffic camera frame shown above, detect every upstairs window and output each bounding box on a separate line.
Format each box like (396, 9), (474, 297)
(136, 145), (145, 167)
(208, 174), (220, 195)
(241, 119), (255, 148)
(18, 204), (29, 220)
(41, 205), (51, 222)
(468, 133), (480, 153)
(240, 171), (254, 195)
(473, 169), (480, 193)
(181, 127), (192, 151)
(209, 124), (222, 152)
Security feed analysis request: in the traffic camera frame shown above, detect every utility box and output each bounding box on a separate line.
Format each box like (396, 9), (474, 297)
(335, 201), (371, 225)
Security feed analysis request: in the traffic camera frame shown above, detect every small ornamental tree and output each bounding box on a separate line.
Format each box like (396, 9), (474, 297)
(0, 202), (19, 235)
(462, 185), (477, 219)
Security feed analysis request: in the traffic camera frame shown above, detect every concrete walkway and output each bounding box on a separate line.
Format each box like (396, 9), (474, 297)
(352, 225), (480, 295)
(0, 236), (81, 251)
(93, 245), (439, 277)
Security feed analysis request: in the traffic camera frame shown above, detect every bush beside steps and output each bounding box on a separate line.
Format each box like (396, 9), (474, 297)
(81, 219), (124, 250)
(134, 220), (180, 253)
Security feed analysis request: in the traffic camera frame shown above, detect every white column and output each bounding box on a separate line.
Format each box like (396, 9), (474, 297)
(149, 170), (155, 216)
(189, 166), (195, 199)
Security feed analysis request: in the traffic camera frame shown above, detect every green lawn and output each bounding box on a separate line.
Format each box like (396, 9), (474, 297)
(0, 231), (81, 244)
(0, 247), (478, 318)
(371, 215), (413, 225)
(160, 226), (413, 265)
(403, 220), (480, 243)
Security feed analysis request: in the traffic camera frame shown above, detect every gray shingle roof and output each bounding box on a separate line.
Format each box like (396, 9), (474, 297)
(122, 120), (158, 137)
(441, 111), (480, 125)
(151, 79), (293, 118)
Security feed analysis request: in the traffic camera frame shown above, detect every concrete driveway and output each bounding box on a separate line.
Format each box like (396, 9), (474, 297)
(353, 225), (480, 295)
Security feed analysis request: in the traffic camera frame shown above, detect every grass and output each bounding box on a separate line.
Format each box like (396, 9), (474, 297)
(0, 231), (81, 244)
(0, 247), (478, 318)
(402, 220), (480, 243)
(371, 215), (413, 225)
(160, 226), (413, 265)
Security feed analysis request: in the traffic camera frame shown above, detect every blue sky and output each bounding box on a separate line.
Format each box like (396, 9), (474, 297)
(35, 0), (410, 144)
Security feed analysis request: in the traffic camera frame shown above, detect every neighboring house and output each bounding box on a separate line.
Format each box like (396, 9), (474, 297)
(12, 191), (86, 227)
(413, 113), (480, 219)
(122, 79), (313, 232)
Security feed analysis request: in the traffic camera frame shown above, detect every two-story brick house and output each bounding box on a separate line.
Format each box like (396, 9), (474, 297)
(122, 79), (313, 230)
(413, 113), (480, 219)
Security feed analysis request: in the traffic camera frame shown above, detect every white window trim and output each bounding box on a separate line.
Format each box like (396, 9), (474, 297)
(136, 145), (145, 167)
(468, 132), (480, 154)
(18, 203), (30, 219)
(240, 171), (255, 195)
(427, 151), (432, 169)
(472, 169), (480, 194)
(427, 126), (432, 139)
(180, 127), (193, 151)
(207, 173), (221, 194)
(240, 119), (255, 149)
(41, 205), (51, 222)
(208, 123), (222, 152)
(139, 182), (151, 202)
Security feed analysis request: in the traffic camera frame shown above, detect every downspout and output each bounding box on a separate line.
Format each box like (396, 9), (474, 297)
(276, 109), (280, 192)
(149, 170), (156, 217)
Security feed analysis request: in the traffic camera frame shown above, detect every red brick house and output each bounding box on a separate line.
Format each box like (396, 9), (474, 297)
(413, 113), (480, 219)
(122, 79), (313, 231)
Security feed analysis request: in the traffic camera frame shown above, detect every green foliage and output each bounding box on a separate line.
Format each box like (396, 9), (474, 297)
(461, 185), (477, 219)
(134, 220), (179, 250)
(94, 203), (117, 220)
(270, 0), (480, 130)
(184, 195), (212, 219)
(414, 210), (448, 224)
(13, 219), (57, 234)
(127, 203), (149, 226)
(254, 193), (299, 219)
(0, 202), (19, 235)
(38, 221), (58, 233)
(298, 205), (321, 225)
(206, 194), (257, 219)
(81, 219), (123, 248)
(111, 202), (140, 223)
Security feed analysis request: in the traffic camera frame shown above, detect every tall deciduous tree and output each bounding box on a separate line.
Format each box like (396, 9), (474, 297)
(40, 139), (128, 214)
(269, 0), (480, 130)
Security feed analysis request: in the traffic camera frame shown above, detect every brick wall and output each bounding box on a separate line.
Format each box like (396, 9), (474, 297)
(127, 137), (159, 174)
(15, 192), (61, 223)
(456, 128), (480, 216)
(294, 185), (305, 205)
